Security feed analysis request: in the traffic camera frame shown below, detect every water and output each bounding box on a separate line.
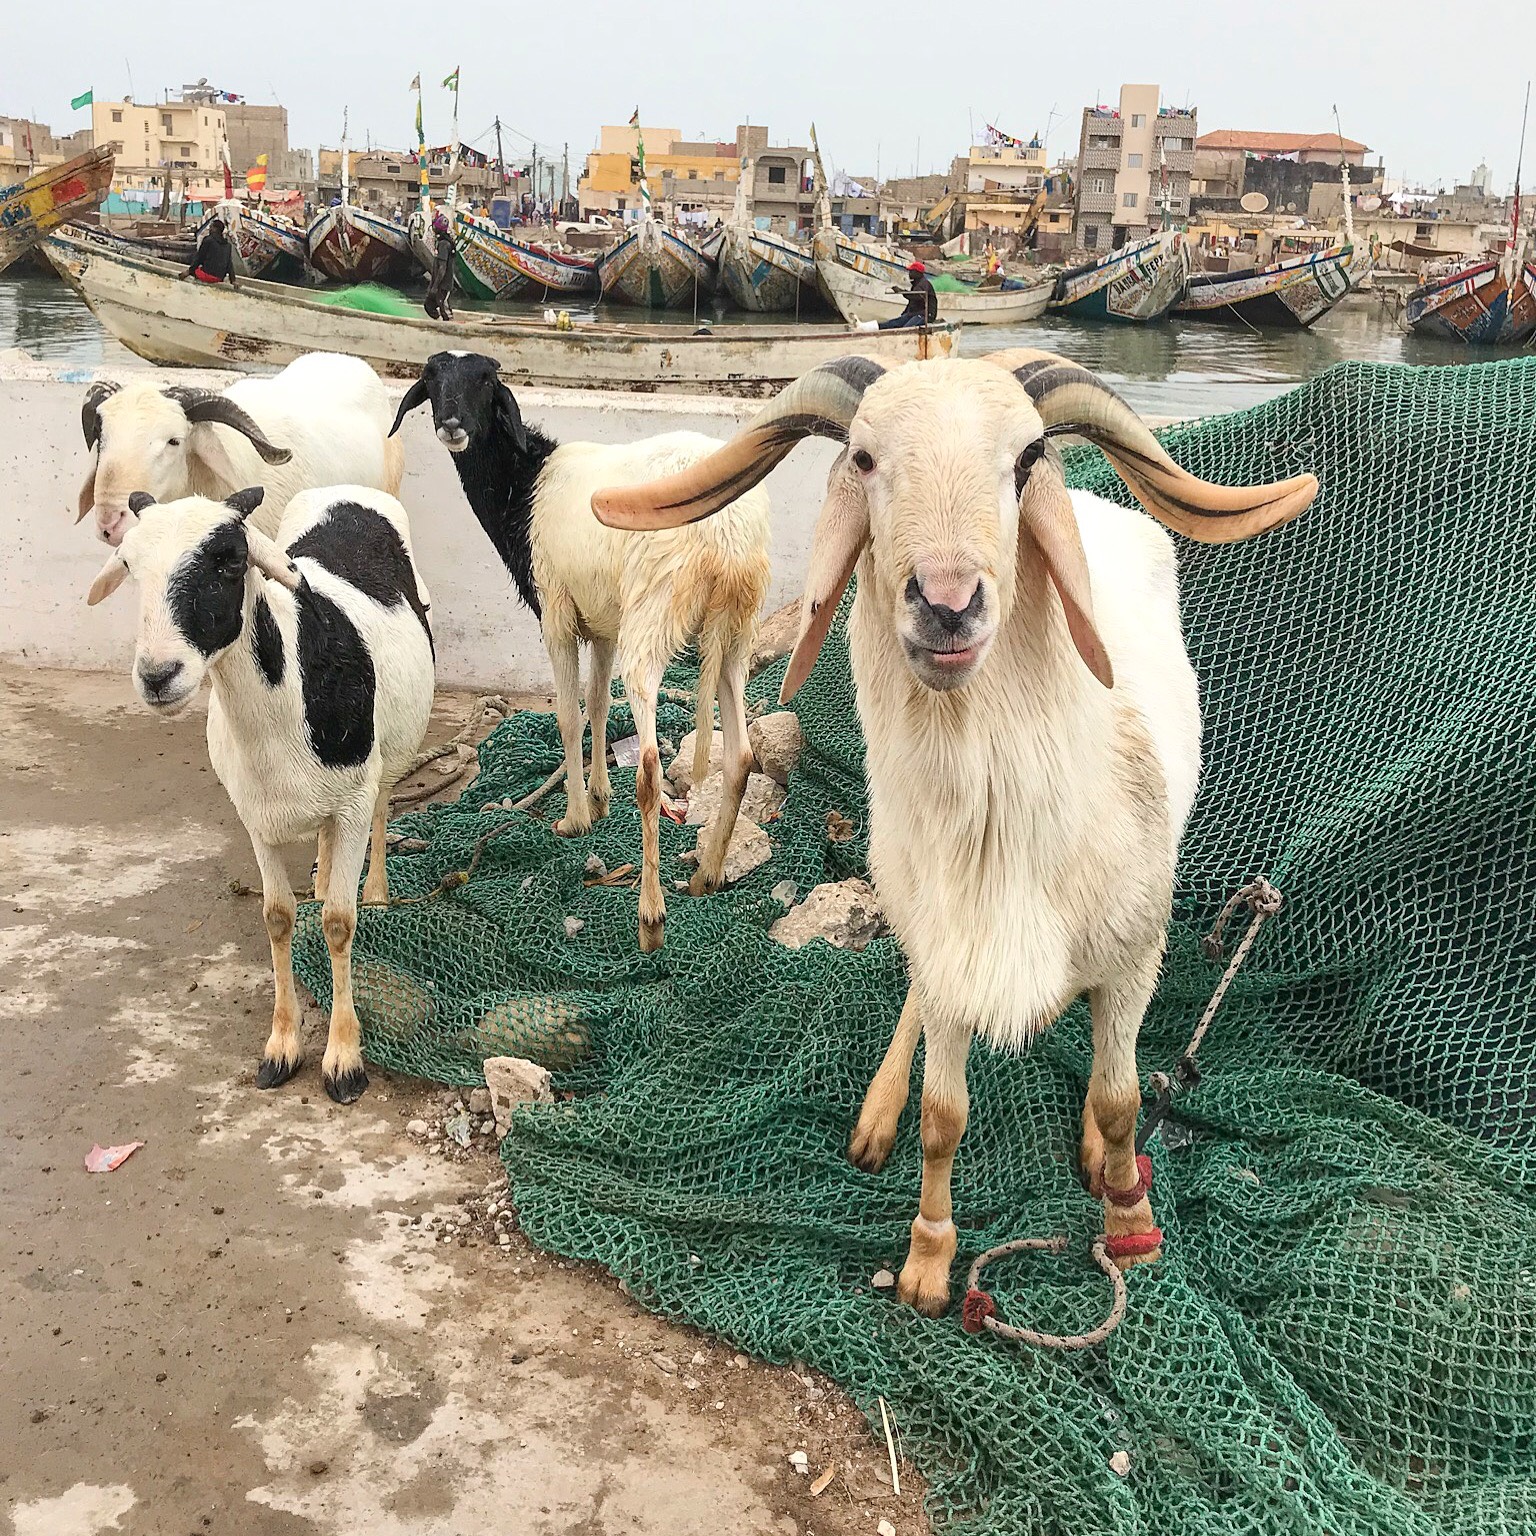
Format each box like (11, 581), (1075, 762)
(0, 265), (1493, 419)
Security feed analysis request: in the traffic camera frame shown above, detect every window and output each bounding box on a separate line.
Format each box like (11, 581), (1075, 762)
(767, 164), (786, 184)
(180, 145), (191, 156)
(687, 169), (697, 179)
(111, 139), (125, 153)
(1162, 137), (1184, 151)
(1130, 113), (1145, 128)
(1089, 176), (1110, 193)
(111, 110), (123, 124)
(1123, 191), (1139, 207)
(1126, 153), (1142, 168)
(1083, 225), (1098, 249)
(161, 114), (173, 132)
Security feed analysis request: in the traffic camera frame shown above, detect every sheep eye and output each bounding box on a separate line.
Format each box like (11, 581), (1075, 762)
(166, 437), (181, 448)
(851, 448), (875, 474)
(1014, 438), (1046, 493)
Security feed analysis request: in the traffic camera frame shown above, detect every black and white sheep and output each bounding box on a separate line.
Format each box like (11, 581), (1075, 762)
(86, 484), (435, 1103)
(390, 351), (771, 952)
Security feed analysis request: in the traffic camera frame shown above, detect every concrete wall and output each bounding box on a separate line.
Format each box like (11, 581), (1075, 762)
(0, 362), (839, 691)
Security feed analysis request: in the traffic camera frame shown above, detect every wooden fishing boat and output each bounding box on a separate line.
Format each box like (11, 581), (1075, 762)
(205, 200), (309, 283)
(1049, 229), (1189, 323)
(811, 227), (1053, 326)
(598, 218), (719, 309)
(305, 202), (417, 284)
(719, 225), (822, 313)
(43, 224), (957, 394)
(452, 210), (599, 301)
(0, 147), (114, 272)
(1404, 253), (1536, 345)
(1174, 243), (1355, 328)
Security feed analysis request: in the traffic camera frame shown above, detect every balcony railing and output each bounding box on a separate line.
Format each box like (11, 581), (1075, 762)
(1077, 189), (1116, 214)
(1080, 145), (1121, 170)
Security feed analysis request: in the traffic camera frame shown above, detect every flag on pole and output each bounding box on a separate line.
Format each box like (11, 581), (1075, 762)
(442, 67), (460, 91)
(246, 154), (268, 194)
(70, 89), (93, 111)
(629, 107), (640, 126)
(409, 73), (421, 91)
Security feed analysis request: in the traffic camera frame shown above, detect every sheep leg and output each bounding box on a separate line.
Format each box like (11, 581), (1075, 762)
(252, 837), (303, 1090)
(319, 804), (373, 1105)
(1084, 967), (1161, 1269)
(689, 648), (751, 896)
(584, 637), (617, 822)
(626, 667), (667, 952)
(314, 823), (334, 903)
(361, 787), (390, 906)
(849, 988), (923, 1173)
(548, 629), (592, 838)
(896, 1014), (971, 1316)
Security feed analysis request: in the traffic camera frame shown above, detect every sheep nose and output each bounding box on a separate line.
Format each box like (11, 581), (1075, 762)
(906, 574), (983, 635)
(137, 659), (184, 699)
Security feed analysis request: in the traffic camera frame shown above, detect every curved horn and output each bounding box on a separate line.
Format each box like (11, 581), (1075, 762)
(592, 356), (887, 530)
(984, 349), (1317, 543)
(81, 379), (121, 449)
(161, 388), (293, 465)
(389, 379), (431, 438)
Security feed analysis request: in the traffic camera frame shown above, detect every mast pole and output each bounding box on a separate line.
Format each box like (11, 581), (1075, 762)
(341, 106), (350, 206)
(1334, 104), (1353, 245)
(1511, 80), (1530, 269)
(495, 116), (506, 195)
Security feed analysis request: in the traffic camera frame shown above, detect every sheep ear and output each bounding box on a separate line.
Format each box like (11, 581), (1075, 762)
(389, 379), (430, 437)
(780, 457), (869, 703)
(76, 461), (97, 524)
(1019, 473), (1114, 689)
(495, 385), (527, 453)
(128, 491), (156, 515)
(226, 487), (265, 520)
(246, 527), (302, 591)
(86, 554), (129, 607)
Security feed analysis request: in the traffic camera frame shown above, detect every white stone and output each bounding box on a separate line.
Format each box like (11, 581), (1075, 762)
(483, 1056), (555, 1136)
(748, 711), (804, 784)
(878, 1520), (897, 1536)
(787, 1450), (810, 1474)
(686, 769), (785, 829)
(1109, 1450), (1132, 1477)
(769, 879), (884, 952)
(563, 916), (585, 939)
(668, 729), (725, 794)
(871, 1268), (896, 1290)
(720, 818), (772, 884)
(467, 1087), (492, 1115)
(405, 1119), (429, 1139)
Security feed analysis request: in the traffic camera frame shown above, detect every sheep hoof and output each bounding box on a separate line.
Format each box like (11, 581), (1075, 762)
(637, 913), (666, 952)
(687, 867), (722, 898)
(256, 1053), (302, 1090)
(847, 1120), (896, 1174)
(553, 814), (590, 838)
(895, 1259), (952, 1317)
(322, 1063), (370, 1104)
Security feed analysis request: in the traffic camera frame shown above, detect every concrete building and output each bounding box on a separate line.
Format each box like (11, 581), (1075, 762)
(1073, 85), (1196, 250)
(965, 136), (1049, 235)
(90, 97), (228, 202)
(0, 116), (93, 180)
(736, 126), (818, 233)
(1192, 129), (1377, 218)
(317, 146), (502, 211)
(578, 124), (740, 219)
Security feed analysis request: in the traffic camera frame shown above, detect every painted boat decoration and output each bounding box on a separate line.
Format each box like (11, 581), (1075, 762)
(811, 227), (1053, 326)
(452, 210), (599, 301)
(0, 147), (114, 271)
(598, 218), (719, 309)
(1404, 254), (1536, 345)
(1175, 243), (1355, 328)
(1049, 229), (1189, 323)
(43, 223), (958, 394)
(719, 225), (821, 313)
(305, 202), (417, 284)
(205, 200), (309, 283)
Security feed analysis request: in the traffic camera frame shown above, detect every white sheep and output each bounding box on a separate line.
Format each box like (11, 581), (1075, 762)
(85, 483), (435, 1104)
(592, 348), (1316, 1314)
(77, 351), (406, 546)
(390, 351), (771, 952)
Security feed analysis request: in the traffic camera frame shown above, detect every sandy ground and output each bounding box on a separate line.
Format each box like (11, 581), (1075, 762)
(0, 664), (930, 1536)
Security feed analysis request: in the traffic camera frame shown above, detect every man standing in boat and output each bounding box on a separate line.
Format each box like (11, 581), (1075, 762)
(860, 260), (938, 330)
(424, 211), (456, 322)
(182, 213), (238, 288)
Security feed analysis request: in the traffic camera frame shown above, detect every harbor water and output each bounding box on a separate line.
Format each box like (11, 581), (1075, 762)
(0, 265), (1498, 419)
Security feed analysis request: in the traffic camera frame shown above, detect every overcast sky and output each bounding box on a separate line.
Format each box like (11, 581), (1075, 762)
(12, 0), (1533, 193)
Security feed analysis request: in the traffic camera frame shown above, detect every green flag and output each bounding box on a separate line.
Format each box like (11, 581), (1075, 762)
(70, 89), (93, 111)
(441, 67), (459, 91)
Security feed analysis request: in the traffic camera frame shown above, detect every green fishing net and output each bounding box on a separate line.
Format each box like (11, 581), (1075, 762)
(295, 356), (1536, 1535)
(307, 282), (421, 317)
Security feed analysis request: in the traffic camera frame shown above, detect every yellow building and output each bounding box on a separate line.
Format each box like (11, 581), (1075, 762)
(91, 97), (228, 200)
(578, 124), (740, 218)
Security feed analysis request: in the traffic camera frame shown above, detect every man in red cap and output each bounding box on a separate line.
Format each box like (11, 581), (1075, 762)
(865, 259), (939, 330)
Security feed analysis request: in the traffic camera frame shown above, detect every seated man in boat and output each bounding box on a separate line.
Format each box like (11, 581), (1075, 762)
(424, 211), (456, 322)
(864, 260), (939, 330)
(183, 214), (237, 288)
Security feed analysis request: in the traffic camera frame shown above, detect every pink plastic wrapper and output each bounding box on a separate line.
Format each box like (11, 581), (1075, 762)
(85, 1141), (144, 1173)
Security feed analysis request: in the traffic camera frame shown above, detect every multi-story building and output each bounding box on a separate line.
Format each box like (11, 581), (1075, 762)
(736, 125), (818, 232)
(0, 115), (93, 180)
(1191, 129), (1376, 218)
(90, 97), (228, 202)
(578, 124), (741, 220)
(316, 146), (502, 211)
(965, 136), (1048, 235)
(1072, 85), (1196, 251)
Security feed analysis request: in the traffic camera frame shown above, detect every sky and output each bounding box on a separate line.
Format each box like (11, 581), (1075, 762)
(10, 0), (1534, 194)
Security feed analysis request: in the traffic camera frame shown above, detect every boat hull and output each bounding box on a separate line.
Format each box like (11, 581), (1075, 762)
(43, 225), (958, 395)
(719, 226), (820, 313)
(305, 204), (417, 284)
(811, 228), (1052, 325)
(1405, 259), (1536, 345)
(599, 221), (718, 309)
(1175, 243), (1355, 328)
(0, 147), (115, 271)
(1050, 230), (1189, 322)
(452, 212), (599, 302)
(208, 204), (309, 283)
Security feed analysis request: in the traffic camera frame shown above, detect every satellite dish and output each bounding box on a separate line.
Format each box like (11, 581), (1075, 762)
(1240, 191), (1269, 213)
(1359, 195), (1382, 212)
